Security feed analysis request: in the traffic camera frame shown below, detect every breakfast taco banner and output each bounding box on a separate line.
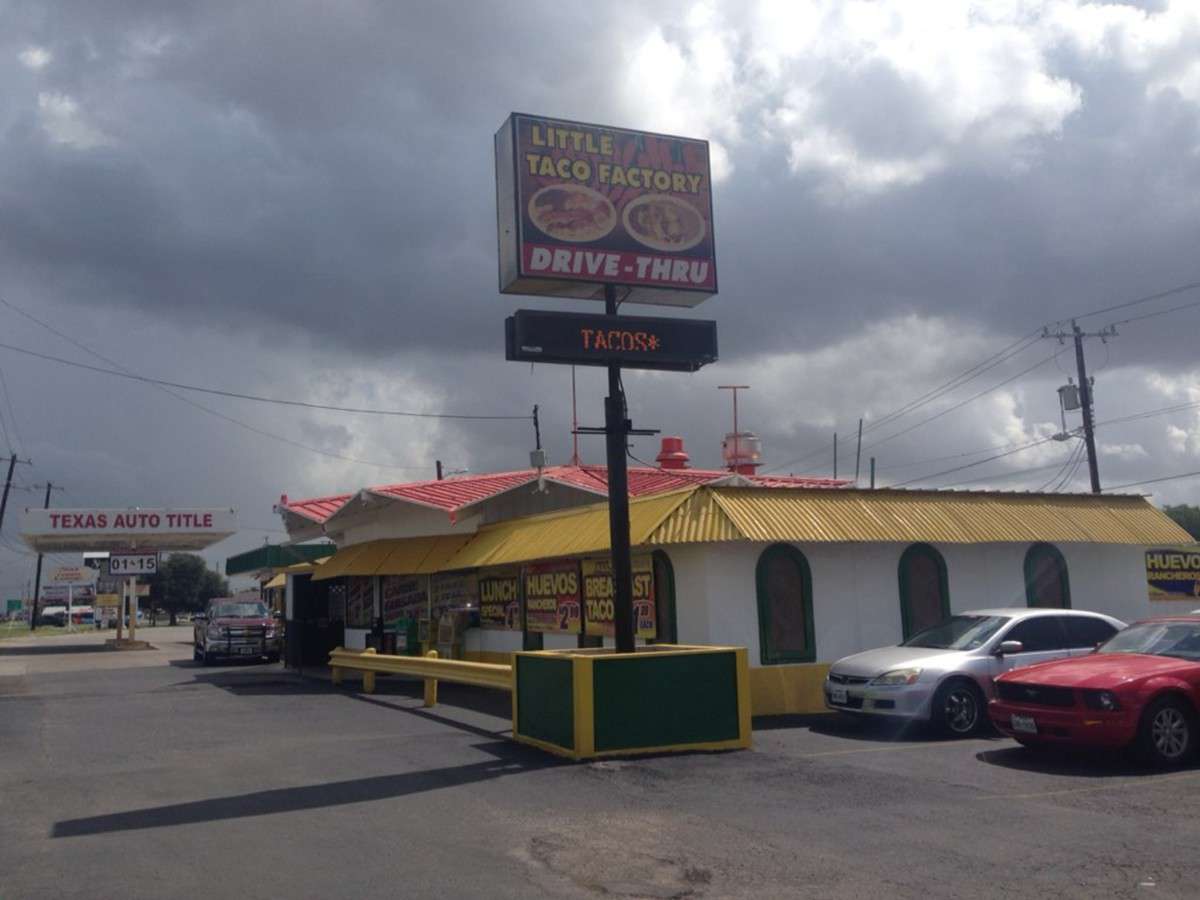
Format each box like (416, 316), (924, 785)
(496, 113), (717, 306)
(1146, 548), (1200, 602)
(478, 567), (522, 630)
(523, 559), (582, 634)
(581, 555), (656, 639)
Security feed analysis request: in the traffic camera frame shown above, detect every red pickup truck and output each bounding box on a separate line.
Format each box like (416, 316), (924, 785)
(193, 597), (281, 665)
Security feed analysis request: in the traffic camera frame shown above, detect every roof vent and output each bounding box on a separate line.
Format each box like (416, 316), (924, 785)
(656, 436), (690, 470)
(722, 432), (762, 475)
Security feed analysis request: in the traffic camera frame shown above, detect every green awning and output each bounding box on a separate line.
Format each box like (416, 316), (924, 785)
(225, 542), (336, 576)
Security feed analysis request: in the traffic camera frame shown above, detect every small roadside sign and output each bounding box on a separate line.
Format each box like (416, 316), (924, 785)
(108, 552), (159, 576)
(49, 566), (98, 585)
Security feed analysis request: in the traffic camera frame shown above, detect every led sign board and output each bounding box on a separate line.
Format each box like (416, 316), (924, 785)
(495, 113), (717, 307)
(505, 309), (717, 372)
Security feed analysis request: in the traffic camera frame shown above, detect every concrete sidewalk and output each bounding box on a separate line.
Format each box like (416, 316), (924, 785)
(0, 625), (195, 676)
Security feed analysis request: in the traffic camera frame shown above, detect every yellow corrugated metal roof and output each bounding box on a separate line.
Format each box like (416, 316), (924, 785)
(445, 488), (694, 569)
(704, 488), (1191, 545)
(310, 486), (1188, 581)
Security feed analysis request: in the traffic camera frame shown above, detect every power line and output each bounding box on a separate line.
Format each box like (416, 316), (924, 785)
(1102, 470), (1200, 492)
(936, 457), (1077, 489)
(862, 351), (1059, 454)
(888, 433), (1062, 488)
(1108, 296), (1200, 328)
(0, 366), (22, 456)
(0, 303), (437, 472)
(0, 340), (529, 422)
(1064, 279), (1200, 325)
(764, 331), (1043, 473)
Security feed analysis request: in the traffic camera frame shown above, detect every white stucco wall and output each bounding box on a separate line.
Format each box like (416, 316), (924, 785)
(656, 540), (1159, 665)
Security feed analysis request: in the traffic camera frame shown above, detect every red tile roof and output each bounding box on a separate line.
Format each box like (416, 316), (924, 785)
(280, 466), (847, 526)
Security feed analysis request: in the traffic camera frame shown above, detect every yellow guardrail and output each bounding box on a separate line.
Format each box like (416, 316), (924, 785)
(327, 646), (512, 707)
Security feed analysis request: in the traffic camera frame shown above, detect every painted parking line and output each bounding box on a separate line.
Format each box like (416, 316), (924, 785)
(797, 739), (997, 759)
(972, 768), (1200, 801)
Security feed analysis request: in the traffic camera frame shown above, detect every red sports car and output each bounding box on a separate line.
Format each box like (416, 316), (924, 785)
(990, 616), (1200, 767)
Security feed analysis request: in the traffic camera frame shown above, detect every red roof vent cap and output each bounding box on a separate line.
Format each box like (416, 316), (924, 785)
(656, 436), (690, 470)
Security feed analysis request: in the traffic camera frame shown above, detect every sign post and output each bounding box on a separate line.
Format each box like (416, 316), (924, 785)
(496, 113), (718, 653)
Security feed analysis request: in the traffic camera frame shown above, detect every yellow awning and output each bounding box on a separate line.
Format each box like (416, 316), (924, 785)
(313, 537), (472, 580)
(263, 573), (286, 589)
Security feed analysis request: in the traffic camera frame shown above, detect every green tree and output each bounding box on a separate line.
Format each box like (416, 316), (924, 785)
(149, 554), (230, 625)
(1164, 504), (1200, 541)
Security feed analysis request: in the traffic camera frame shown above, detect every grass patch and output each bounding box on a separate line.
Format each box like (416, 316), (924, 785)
(0, 621), (71, 640)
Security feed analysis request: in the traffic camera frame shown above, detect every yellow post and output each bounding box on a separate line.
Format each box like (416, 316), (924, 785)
(424, 649), (438, 707)
(330, 647), (344, 686)
(363, 670), (376, 694)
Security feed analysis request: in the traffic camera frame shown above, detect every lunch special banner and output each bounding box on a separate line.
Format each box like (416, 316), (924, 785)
(523, 559), (582, 634)
(496, 114), (716, 302)
(1146, 548), (1200, 602)
(382, 575), (428, 625)
(581, 555), (656, 639)
(478, 567), (521, 630)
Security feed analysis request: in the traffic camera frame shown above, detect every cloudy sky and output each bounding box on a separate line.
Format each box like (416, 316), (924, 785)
(2, 0), (1199, 597)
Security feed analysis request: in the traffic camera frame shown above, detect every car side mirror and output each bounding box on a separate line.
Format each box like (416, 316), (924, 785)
(996, 640), (1024, 656)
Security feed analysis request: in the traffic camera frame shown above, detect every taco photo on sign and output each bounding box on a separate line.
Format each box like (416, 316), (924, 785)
(528, 184), (617, 243)
(622, 193), (706, 252)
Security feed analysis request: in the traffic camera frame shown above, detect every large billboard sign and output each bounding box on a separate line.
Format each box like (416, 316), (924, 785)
(21, 508), (237, 553)
(1146, 548), (1200, 602)
(581, 556), (656, 639)
(505, 309), (717, 372)
(496, 113), (717, 307)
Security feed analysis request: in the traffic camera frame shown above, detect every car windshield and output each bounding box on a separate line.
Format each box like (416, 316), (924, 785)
(1098, 621), (1200, 661)
(213, 602), (269, 618)
(901, 615), (1010, 650)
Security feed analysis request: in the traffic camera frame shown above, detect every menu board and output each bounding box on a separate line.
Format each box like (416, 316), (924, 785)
(346, 576), (374, 629)
(381, 575), (427, 626)
(478, 567), (521, 630)
(582, 555), (656, 639)
(523, 559), (582, 634)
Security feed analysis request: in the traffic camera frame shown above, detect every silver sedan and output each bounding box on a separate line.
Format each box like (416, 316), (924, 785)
(824, 608), (1126, 736)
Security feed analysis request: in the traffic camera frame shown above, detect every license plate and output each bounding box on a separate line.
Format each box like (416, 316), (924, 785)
(236, 646), (258, 656)
(830, 687), (848, 704)
(1011, 714), (1037, 735)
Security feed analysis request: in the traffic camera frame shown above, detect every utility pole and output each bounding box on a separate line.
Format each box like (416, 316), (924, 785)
(0, 454), (33, 537)
(833, 433), (838, 479)
(854, 418), (863, 484)
(435, 460), (443, 481)
(1043, 322), (1115, 494)
(30, 481), (51, 632)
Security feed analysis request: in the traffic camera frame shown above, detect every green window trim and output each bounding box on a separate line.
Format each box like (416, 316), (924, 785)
(898, 543), (951, 641)
(1024, 543), (1071, 609)
(650, 550), (678, 645)
(755, 543), (816, 665)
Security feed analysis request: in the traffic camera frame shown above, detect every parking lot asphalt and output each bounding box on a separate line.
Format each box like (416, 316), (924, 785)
(2, 630), (1199, 899)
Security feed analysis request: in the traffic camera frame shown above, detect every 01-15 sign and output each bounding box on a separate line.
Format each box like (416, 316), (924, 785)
(108, 552), (159, 576)
(505, 309), (717, 372)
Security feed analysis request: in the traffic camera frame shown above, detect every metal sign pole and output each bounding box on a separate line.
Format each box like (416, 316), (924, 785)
(603, 284), (636, 654)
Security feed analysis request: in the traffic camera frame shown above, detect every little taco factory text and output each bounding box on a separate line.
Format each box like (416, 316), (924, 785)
(516, 117), (715, 291)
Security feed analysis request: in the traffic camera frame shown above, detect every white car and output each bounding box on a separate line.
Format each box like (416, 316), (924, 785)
(824, 608), (1125, 736)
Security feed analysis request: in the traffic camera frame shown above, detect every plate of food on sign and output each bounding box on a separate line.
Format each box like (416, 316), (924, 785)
(622, 194), (706, 252)
(528, 184), (617, 243)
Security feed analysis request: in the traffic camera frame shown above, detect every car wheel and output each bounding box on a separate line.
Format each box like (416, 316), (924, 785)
(201, 648), (213, 667)
(932, 679), (984, 737)
(1138, 696), (1195, 768)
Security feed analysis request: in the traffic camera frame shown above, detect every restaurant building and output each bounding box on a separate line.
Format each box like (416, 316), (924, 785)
(267, 441), (1191, 714)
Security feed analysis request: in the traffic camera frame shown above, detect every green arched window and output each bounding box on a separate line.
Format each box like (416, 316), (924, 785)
(755, 544), (815, 665)
(898, 543), (950, 640)
(1025, 543), (1071, 609)
(651, 550), (678, 644)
